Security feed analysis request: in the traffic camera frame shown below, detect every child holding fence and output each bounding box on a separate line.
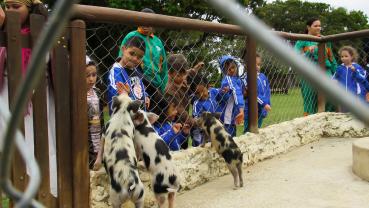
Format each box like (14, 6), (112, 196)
(94, 36), (149, 170)
(151, 94), (190, 151)
(107, 36), (150, 114)
(333, 46), (368, 110)
(242, 53), (271, 132)
(218, 55), (244, 137)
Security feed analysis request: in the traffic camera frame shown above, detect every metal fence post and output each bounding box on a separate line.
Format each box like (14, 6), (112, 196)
(246, 36), (258, 133)
(317, 42), (326, 112)
(69, 19), (89, 208)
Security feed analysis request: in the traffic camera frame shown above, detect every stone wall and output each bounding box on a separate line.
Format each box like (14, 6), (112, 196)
(90, 113), (369, 207)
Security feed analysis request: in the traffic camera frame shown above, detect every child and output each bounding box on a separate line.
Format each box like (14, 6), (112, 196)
(151, 94), (190, 151)
(86, 56), (104, 170)
(107, 36), (149, 114)
(243, 53), (271, 132)
(165, 54), (190, 120)
(0, 1), (59, 197)
(218, 55), (244, 137)
(165, 54), (204, 149)
(192, 75), (221, 146)
(95, 37), (148, 170)
(333, 46), (367, 110)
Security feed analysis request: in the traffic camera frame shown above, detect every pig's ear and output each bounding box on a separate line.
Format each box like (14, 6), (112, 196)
(132, 111), (145, 126)
(146, 112), (159, 124)
(127, 100), (143, 113)
(111, 96), (121, 114)
(213, 112), (221, 120)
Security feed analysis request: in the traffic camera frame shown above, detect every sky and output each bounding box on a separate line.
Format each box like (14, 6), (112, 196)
(267, 0), (369, 17)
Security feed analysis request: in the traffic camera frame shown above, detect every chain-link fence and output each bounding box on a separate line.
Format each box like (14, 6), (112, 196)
(85, 21), (369, 155)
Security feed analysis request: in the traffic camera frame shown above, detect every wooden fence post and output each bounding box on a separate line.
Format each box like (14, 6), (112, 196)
(6, 11), (27, 193)
(69, 20), (89, 208)
(30, 14), (57, 207)
(53, 31), (73, 207)
(317, 42), (326, 112)
(245, 36), (258, 133)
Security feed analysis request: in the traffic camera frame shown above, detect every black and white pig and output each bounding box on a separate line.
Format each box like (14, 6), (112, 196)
(196, 112), (244, 189)
(128, 108), (181, 208)
(102, 94), (145, 208)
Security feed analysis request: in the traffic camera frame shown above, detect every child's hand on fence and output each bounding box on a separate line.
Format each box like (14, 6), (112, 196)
(193, 61), (205, 72)
(235, 110), (244, 125)
(222, 86), (230, 93)
(264, 104), (272, 112)
(172, 123), (182, 134)
(93, 155), (103, 171)
(243, 87), (248, 97)
(116, 82), (130, 95)
(145, 97), (150, 109)
(350, 65), (356, 72)
(308, 45), (317, 53)
(182, 123), (191, 135)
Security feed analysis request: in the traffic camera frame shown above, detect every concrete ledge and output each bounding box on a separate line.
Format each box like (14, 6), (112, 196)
(353, 138), (369, 182)
(91, 112), (369, 207)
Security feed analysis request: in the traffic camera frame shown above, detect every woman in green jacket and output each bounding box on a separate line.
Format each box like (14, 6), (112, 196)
(294, 18), (337, 115)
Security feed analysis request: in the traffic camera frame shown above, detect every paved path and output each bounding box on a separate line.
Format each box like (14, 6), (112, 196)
(175, 138), (369, 208)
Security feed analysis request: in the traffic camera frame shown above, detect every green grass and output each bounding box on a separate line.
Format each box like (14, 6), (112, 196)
(2, 196), (9, 208)
(236, 88), (303, 136)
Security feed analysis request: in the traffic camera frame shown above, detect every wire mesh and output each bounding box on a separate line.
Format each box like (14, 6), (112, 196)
(85, 22), (314, 153)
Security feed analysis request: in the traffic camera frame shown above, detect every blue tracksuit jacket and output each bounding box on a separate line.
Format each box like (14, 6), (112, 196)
(333, 63), (367, 100)
(192, 88), (222, 118)
(219, 75), (245, 125)
(153, 122), (188, 151)
(242, 72), (271, 118)
(107, 62), (147, 114)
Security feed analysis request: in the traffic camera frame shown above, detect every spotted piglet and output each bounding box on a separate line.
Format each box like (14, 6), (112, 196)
(102, 94), (145, 208)
(196, 112), (244, 189)
(129, 108), (181, 208)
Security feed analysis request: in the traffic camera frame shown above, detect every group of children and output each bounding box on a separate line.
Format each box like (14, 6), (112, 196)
(86, 34), (369, 170)
(86, 35), (274, 170)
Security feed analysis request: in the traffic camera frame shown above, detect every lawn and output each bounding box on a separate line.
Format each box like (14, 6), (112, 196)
(236, 88), (303, 135)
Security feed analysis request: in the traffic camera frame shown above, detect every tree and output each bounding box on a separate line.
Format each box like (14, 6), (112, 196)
(254, 0), (368, 34)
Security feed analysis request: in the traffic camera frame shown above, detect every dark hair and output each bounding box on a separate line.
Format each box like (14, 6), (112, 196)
(304, 18), (320, 34)
(192, 74), (209, 87)
(223, 59), (237, 73)
(167, 54), (188, 74)
(124, 36), (146, 52)
(30, 3), (48, 18)
(141, 8), (155, 14)
(150, 93), (177, 123)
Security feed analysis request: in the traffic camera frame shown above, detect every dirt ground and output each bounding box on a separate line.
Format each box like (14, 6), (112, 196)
(175, 138), (369, 208)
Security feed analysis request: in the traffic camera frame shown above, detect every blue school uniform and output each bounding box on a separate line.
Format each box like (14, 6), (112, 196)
(219, 75), (245, 136)
(107, 62), (147, 114)
(242, 72), (271, 132)
(192, 88), (221, 146)
(333, 63), (367, 100)
(218, 55), (245, 136)
(153, 122), (188, 151)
